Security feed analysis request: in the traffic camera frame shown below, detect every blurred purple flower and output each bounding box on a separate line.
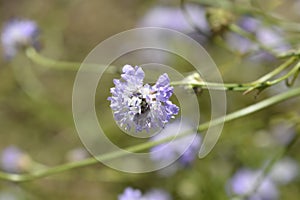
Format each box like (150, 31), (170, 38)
(1, 19), (39, 59)
(65, 147), (89, 162)
(256, 27), (290, 54)
(118, 187), (171, 200)
(144, 189), (172, 200)
(270, 121), (296, 146)
(269, 157), (299, 185)
(118, 187), (142, 200)
(226, 16), (290, 58)
(0, 146), (30, 173)
(150, 120), (201, 175)
(228, 168), (278, 200)
(225, 32), (255, 54)
(138, 5), (209, 34)
(108, 65), (179, 132)
(238, 16), (261, 33)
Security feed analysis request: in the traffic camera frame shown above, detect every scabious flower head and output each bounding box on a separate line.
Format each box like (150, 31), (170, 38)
(118, 187), (171, 200)
(150, 120), (201, 175)
(227, 168), (278, 200)
(0, 146), (31, 173)
(108, 65), (179, 132)
(1, 19), (39, 59)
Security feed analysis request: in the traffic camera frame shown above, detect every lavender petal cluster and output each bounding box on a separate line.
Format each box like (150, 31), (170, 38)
(0, 146), (30, 173)
(225, 16), (290, 56)
(228, 168), (278, 200)
(138, 5), (209, 35)
(108, 65), (179, 132)
(118, 187), (171, 200)
(1, 19), (39, 59)
(228, 156), (299, 199)
(150, 120), (201, 175)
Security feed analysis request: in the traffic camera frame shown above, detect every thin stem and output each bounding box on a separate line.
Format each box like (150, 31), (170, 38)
(1, 87), (300, 182)
(26, 46), (297, 93)
(171, 57), (298, 92)
(25, 47), (120, 74)
(267, 62), (300, 86)
(198, 86), (300, 131)
(25, 47), (81, 70)
(253, 57), (297, 83)
(278, 50), (300, 59)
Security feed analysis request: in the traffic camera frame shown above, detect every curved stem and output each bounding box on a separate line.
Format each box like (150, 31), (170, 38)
(25, 47), (120, 74)
(1, 87), (300, 182)
(25, 47), (81, 70)
(267, 62), (300, 86)
(253, 57), (297, 83)
(26, 45), (297, 93)
(171, 57), (297, 92)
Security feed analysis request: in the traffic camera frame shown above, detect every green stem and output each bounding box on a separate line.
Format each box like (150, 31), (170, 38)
(267, 62), (300, 86)
(171, 57), (297, 92)
(253, 57), (297, 83)
(278, 50), (300, 59)
(25, 47), (81, 70)
(26, 46), (297, 93)
(1, 87), (300, 182)
(25, 47), (119, 74)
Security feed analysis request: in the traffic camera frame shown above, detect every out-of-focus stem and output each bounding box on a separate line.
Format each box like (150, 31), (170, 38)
(25, 47), (81, 70)
(25, 47), (119, 74)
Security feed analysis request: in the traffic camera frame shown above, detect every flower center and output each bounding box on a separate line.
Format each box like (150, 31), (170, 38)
(129, 92), (150, 115)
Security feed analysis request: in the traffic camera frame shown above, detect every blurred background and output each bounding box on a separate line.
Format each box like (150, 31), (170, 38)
(0, 0), (300, 199)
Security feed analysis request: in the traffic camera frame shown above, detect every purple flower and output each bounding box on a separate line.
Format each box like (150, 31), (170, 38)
(270, 121), (296, 145)
(144, 189), (172, 200)
(1, 19), (39, 59)
(150, 120), (201, 175)
(225, 32), (256, 54)
(269, 157), (299, 185)
(256, 27), (290, 54)
(108, 65), (179, 132)
(228, 169), (278, 200)
(138, 5), (209, 34)
(0, 146), (31, 173)
(238, 16), (261, 33)
(118, 188), (142, 200)
(118, 187), (171, 200)
(226, 16), (290, 57)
